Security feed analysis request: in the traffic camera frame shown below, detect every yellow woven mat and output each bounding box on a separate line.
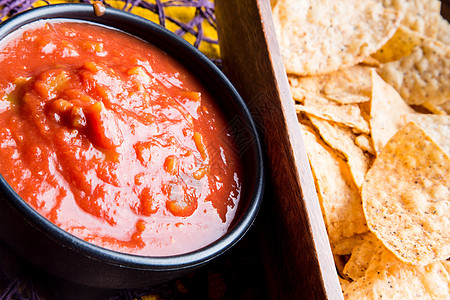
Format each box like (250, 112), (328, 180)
(1, 0), (220, 60)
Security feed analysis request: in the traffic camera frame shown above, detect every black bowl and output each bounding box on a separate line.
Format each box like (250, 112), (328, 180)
(0, 4), (264, 289)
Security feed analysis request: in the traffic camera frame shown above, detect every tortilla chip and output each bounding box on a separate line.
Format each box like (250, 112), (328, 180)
(360, 56), (380, 67)
(362, 123), (450, 266)
(355, 134), (375, 155)
(272, 0), (402, 75)
(339, 277), (351, 293)
(343, 244), (450, 299)
(369, 70), (415, 154)
(403, 113), (450, 156)
(400, 0), (441, 38)
(422, 100), (448, 115)
(288, 66), (372, 104)
(343, 233), (381, 281)
(332, 232), (371, 256)
(307, 114), (370, 188)
(334, 254), (348, 280)
(300, 124), (368, 245)
(321, 66), (372, 104)
(443, 260), (450, 276)
(377, 37), (450, 106)
(440, 100), (450, 115)
(288, 75), (320, 103)
(372, 25), (424, 63)
(437, 16), (450, 45)
(296, 95), (370, 134)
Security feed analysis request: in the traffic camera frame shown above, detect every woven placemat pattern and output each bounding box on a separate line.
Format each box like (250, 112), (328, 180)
(0, 0), (221, 65)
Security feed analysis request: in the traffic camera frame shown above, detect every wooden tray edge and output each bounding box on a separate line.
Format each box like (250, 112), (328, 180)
(215, 0), (343, 299)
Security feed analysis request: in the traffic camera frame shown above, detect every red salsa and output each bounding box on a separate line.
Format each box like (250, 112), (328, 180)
(0, 21), (242, 256)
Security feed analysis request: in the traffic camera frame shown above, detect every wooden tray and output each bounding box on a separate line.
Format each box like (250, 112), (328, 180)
(215, 1), (450, 299)
(214, 0), (342, 299)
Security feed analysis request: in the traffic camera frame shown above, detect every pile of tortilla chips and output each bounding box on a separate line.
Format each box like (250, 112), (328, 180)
(272, 0), (450, 298)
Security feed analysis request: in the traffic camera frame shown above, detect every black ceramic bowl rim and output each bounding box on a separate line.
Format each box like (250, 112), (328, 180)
(0, 4), (264, 272)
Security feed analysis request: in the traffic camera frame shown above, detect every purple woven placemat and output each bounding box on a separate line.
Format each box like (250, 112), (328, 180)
(0, 0), (222, 66)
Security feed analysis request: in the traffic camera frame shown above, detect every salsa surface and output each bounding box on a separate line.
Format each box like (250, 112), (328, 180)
(0, 21), (242, 256)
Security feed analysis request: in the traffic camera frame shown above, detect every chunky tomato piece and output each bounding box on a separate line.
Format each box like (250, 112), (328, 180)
(83, 102), (123, 149)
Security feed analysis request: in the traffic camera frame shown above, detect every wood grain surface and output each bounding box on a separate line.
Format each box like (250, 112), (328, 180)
(443, 0), (450, 20)
(215, 0), (343, 299)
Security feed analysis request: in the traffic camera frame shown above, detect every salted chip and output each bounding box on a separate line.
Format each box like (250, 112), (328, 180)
(288, 74), (321, 96)
(334, 254), (348, 280)
(369, 70), (415, 154)
(272, 0), (402, 75)
(377, 37), (450, 106)
(422, 100), (448, 115)
(383, 0), (441, 38)
(339, 277), (351, 294)
(288, 75), (321, 103)
(362, 123), (450, 266)
(372, 25), (424, 63)
(440, 101), (450, 115)
(398, 0), (441, 38)
(332, 232), (370, 256)
(403, 113), (450, 155)
(289, 66), (372, 104)
(300, 124), (368, 246)
(307, 114), (370, 188)
(360, 56), (380, 67)
(295, 95), (370, 134)
(355, 134), (375, 155)
(343, 244), (450, 299)
(437, 16), (450, 45)
(322, 67), (372, 104)
(443, 260), (450, 276)
(343, 233), (381, 281)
